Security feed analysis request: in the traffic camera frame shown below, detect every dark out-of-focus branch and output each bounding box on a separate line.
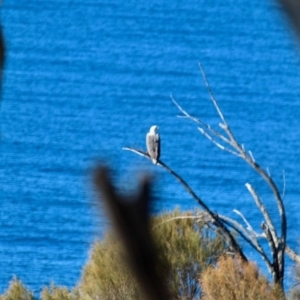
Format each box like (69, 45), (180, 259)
(279, 0), (300, 39)
(94, 166), (172, 300)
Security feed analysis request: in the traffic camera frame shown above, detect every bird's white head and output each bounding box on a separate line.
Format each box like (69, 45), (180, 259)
(149, 125), (159, 134)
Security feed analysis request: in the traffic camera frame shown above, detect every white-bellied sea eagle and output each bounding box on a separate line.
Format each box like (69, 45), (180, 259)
(146, 125), (160, 164)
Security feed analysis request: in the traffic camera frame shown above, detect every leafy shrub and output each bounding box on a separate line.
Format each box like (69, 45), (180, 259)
(78, 209), (228, 300)
(153, 210), (228, 299)
(78, 234), (140, 300)
(200, 255), (284, 300)
(0, 210), (289, 300)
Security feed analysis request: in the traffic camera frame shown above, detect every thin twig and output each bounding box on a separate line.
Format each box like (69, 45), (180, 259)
(198, 62), (228, 128)
(154, 211), (273, 274)
(198, 128), (241, 157)
(282, 170), (286, 200)
(233, 209), (254, 233)
(171, 95), (231, 145)
(248, 150), (256, 163)
(245, 183), (278, 245)
(267, 167), (271, 177)
(154, 215), (208, 230)
(122, 147), (151, 160)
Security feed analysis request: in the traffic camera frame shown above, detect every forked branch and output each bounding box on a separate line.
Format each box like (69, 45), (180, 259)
(171, 63), (292, 286)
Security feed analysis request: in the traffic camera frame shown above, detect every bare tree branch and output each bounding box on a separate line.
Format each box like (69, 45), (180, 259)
(198, 62), (229, 130)
(122, 147), (212, 213)
(154, 210), (275, 275)
(155, 215), (201, 226)
(233, 209), (259, 236)
(248, 150), (256, 163)
(198, 127), (241, 157)
(219, 215), (273, 276)
(285, 245), (300, 264)
(267, 167), (271, 177)
(123, 146), (247, 261)
(171, 95), (232, 145)
(154, 209), (274, 275)
(197, 64), (286, 247)
(122, 147), (151, 160)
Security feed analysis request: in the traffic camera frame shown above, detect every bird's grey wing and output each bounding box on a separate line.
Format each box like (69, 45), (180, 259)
(146, 134), (154, 156)
(146, 134), (158, 159)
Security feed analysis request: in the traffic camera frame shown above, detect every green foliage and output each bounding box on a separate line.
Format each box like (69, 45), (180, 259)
(0, 277), (34, 300)
(200, 255), (285, 300)
(78, 209), (228, 300)
(153, 210), (228, 299)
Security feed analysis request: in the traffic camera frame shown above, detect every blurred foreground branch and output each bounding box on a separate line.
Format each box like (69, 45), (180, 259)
(279, 0), (300, 39)
(93, 166), (171, 300)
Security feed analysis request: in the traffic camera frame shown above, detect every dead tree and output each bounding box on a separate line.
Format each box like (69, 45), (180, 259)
(123, 63), (300, 288)
(170, 62), (300, 287)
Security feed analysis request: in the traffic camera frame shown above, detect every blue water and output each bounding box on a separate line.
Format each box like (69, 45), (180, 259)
(1, 0), (300, 293)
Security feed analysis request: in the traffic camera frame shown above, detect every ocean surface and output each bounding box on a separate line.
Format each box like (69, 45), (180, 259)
(1, 0), (300, 293)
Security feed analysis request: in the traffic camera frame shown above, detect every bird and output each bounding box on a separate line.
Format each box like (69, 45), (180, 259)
(146, 125), (160, 164)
